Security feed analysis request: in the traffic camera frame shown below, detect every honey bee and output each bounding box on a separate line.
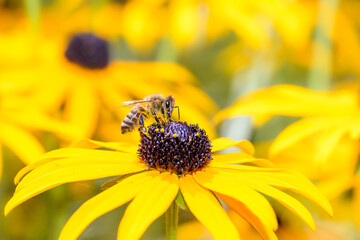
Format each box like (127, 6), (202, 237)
(119, 94), (178, 134)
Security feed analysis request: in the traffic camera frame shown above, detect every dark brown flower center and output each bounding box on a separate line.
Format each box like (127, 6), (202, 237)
(138, 121), (212, 175)
(65, 33), (109, 69)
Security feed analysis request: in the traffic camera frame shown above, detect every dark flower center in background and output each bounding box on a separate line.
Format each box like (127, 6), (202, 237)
(65, 33), (109, 69)
(138, 121), (212, 175)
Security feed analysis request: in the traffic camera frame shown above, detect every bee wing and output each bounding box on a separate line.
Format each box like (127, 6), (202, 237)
(117, 99), (154, 108)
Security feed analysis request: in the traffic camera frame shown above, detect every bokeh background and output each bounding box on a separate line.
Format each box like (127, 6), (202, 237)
(1, 0), (360, 239)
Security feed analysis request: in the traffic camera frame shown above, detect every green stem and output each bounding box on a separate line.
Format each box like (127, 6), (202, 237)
(165, 201), (178, 240)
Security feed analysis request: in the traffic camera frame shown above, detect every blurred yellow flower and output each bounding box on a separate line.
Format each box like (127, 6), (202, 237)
(43, 0), (318, 52)
(215, 85), (360, 196)
(0, 78), (79, 179)
(0, 18), (217, 141)
(5, 121), (332, 240)
(216, 85), (360, 160)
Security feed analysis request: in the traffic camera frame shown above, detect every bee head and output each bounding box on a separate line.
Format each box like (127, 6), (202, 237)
(164, 95), (176, 119)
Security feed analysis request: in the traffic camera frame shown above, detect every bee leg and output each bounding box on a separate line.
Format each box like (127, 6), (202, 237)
(150, 108), (162, 125)
(139, 113), (147, 133)
(161, 106), (166, 119)
(160, 106), (169, 124)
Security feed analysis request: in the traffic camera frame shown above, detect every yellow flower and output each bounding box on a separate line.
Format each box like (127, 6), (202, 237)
(216, 84), (360, 160)
(215, 85), (360, 197)
(1, 20), (217, 141)
(0, 78), (79, 179)
(43, 0), (318, 52)
(206, 0), (316, 50)
(5, 120), (332, 240)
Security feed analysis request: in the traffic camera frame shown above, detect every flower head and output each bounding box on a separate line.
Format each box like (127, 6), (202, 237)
(5, 120), (332, 240)
(65, 33), (109, 69)
(139, 121), (212, 175)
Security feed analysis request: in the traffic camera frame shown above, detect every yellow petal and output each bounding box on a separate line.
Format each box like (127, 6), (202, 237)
(15, 148), (138, 184)
(174, 84), (218, 115)
(218, 193), (277, 240)
(0, 122), (44, 165)
(5, 110), (82, 141)
(5, 157), (145, 215)
(70, 139), (138, 153)
(211, 152), (273, 167)
(118, 172), (179, 240)
(314, 126), (346, 163)
(224, 170), (332, 217)
(269, 117), (334, 157)
(212, 152), (254, 163)
(16, 153), (144, 192)
(210, 164), (281, 172)
(180, 175), (240, 240)
(110, 62), (196, 85)
(194, 170), (278, 231)
(64, 80), (99, 139)
(178, 220), (211, 240)
(212, 137), (255, 154)
(226, 174), (316, 231)
(59, 171), (154, 240)
(214, 85), (358, 124)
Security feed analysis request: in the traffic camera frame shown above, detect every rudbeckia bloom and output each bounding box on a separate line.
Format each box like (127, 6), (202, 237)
(5, 120), (332, 239)
(0, 78), (80, 179)
(45, 0), (316, 52)
(1, 22), (217, 141)
(214, 85), (360, 197)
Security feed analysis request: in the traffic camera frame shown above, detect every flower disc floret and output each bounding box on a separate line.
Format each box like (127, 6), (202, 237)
(65, 33), (109, 69)
(138, 121), (212, 175)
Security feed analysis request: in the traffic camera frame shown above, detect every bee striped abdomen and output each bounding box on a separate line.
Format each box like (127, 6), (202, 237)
(121, 106), (144, 134)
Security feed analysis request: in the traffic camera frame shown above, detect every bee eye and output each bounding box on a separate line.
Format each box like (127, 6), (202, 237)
(165, 100), (171, 109)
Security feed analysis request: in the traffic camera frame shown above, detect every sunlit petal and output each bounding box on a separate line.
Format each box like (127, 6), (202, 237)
(194, 170), (278, 231)
(214, 85), (358, 124)
(314, 126), (347, 163)
(209, 164), (281, 172)
(0, 122), (44, 164)
(212, 137), (254, 154)
(118, 172), (179, 240)
(269, 117), (336, 157)
(14, 149), (139, 184)
(180, 175), (240, 240)
(59, 171), (154, 240)
(211, 152), (273, 167)
(70, 139), (138, 153)
(64, 79), (99, 138)
(5, 158), (145, 215)
(216, 169), (332, 217)
(5, 110), (82, 141)
(218, 193), (277, 240)
(225, 174), (316, 230)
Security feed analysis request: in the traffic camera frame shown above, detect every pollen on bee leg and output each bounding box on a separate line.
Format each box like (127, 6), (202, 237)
(173, 134), (178, 138)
